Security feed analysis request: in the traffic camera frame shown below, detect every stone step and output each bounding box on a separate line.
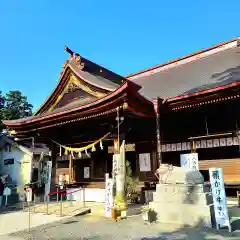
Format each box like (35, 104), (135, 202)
(149, 201), (212, 227)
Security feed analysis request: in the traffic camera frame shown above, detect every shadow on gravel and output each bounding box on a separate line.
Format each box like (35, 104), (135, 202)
(63, 220), (79, 225)
(231, 219), (240, 232)
(9, 218), (71, 239)
(62, 236), (112, 240)
(8, 217), (240, 240)
(141, 220), (240, 240)
(0, 205), (23, 215)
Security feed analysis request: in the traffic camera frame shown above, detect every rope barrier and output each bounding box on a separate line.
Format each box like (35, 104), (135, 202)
(52, 132), (111, 153)
(52, 118), (124, 154)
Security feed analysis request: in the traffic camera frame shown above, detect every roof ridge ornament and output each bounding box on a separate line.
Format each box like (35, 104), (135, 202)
(60, 60), (68, 78)
(64, 46), (85, 70)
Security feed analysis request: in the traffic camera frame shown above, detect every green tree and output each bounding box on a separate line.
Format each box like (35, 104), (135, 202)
(0, 91), (4, 109)
(0, 90), (33, 130)
(0, 91), (5, 129)
(3, 91), (33, 120)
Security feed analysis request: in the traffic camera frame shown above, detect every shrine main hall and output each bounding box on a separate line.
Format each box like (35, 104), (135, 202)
(4, 38), (240, 198)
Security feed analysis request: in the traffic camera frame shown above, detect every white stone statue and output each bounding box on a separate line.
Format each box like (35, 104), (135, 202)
(155, 164), (204, 184)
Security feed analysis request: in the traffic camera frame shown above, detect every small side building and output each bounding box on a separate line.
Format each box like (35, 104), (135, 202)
(0, 134), (50, 190)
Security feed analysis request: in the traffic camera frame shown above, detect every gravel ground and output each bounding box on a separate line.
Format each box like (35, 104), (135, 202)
(4, 215), (240, 240)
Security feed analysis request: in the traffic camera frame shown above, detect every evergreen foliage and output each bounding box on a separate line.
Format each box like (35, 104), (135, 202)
(125, 160), (139, 196)
(0, 90), (33, 130)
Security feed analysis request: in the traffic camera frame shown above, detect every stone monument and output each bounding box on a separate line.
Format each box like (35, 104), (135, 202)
(149, 164), (213, 227)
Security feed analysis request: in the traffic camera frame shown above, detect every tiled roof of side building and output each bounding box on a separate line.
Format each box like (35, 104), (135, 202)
(127, 38), (240, 101)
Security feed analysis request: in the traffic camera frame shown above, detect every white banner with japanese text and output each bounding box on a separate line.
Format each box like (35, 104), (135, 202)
(180, 153), (199, 170)
(209, 168), (230, 228)
(161, 136), (239, 152)
(104, 173), (113, 217)
(84, 167), (90, 179)
(139, 153), (151, 172)
(112, 154), (119, 179)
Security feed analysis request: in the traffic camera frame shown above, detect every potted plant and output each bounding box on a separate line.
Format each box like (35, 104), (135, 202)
(141, 205), (156, 222)
(141, 205), (151, 221)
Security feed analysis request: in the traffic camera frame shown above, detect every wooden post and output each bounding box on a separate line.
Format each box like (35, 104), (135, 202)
(68, 154), (73, 183)
(50, 141), (57, 187)
(153, 98), (162, 167)
(191, 141), (196, 153)
(115, 140), (127, 212)
(113, 139), (119, 154)
(237, 191), (240, 207)
(90, 158), (94, 179)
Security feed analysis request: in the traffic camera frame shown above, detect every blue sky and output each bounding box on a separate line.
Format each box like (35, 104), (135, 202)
(0, 0), (240, 110)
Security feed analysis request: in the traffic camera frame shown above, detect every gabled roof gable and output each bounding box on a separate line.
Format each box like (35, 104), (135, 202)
(34, 47), (126, 116)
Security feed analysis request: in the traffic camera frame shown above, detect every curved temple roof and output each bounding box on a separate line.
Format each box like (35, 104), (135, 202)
(3, 81), (140, 126)
(127, 38), (240, 101)
(3, 46), (154, 131)
(34, 46), (127, 116)
(5, 38), (240, 130)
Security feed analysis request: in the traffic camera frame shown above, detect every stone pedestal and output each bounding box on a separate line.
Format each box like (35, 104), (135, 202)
(150, 164), (213, 227)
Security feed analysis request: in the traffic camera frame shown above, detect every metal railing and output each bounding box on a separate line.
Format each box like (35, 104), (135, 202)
(45, 187), (86, 217)
(0, 186), (86, 232)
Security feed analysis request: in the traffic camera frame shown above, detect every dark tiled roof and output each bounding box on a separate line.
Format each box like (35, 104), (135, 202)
(81, 57), (126, 86)
(70, 63), (120, 91)
(128, 45), (240, 100)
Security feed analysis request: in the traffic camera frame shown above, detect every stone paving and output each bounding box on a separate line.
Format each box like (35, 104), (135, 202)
(1, 200), (240, 239)
(4, 214), (240, 240)
(0, 211), (70, 236)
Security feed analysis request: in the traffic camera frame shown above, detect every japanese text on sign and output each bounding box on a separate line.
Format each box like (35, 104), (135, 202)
(209, 168), (230, 228)
(84, 167), (90, 179)
(139, 153), (151, 172)
(112, 154), (119, 177)
(104, 174), (113, 217)
(180, 153), (199, 170)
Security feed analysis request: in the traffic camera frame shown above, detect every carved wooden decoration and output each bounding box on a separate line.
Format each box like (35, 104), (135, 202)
(69, 54), (85, 70)
(46, 73), (107, 113)
(65, 82), (80, 93)
(60, 47), (85, 78)
(60, 60), (69, 78)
